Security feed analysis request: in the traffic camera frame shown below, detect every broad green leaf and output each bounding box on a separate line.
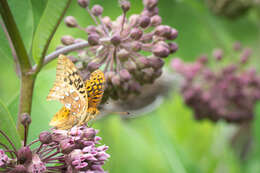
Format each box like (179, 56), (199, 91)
(0, 100), (21, 150)
(32, 0), (72, 63)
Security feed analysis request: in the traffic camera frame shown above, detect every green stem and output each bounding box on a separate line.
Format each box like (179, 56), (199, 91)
(0, 0), (34, 142)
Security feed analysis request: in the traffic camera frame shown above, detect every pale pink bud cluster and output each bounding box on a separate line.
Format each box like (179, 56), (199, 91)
(60, 0), (178, 101)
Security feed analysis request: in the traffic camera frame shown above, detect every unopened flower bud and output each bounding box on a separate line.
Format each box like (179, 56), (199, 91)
(119, 69), (131, 81)
(102, 16), (112, 29)
(154, 68), (162, 78)
(111, 74), (121, 86)
(87, 62), (100, 71)
(82, 128), (96, 139)
(139, 15), (151, 28)
(129, 14), (140, 27)
(92, 5), (103, 16)
(131, 41), (142, 52)
(21, 113), (31, 126)
(136, 57), (149, 69)
(18, 146), (32, 164)
(124, 60), (137, 72)
(64, 16), (78, 27)
(120, 0), (131, 13)
(213, 48), (223, 60)
(60, 139), (75, 154)
(85, 25), (97, 34)
(39, 131), (52, 144)
(167, 28), (178, 40)
(10, 165), (27, 173)
(105, 71), (116, 81)
(118, 49), (130, 61)
(130, 28), (143, 40)
(77, 0), (89, 8)
(88, 34), (100, 46)
(151, 15), (162, 26)
(155, 25), (171, 38)
(141, 33), (153, 43)
(149, 57), (164, 69)
(143, 0), (158, 10)
(111, 34), (121, 46)
(61, 35), (75, 45)
(168, 42), (178, 53)
(153, 43), (170, 58)
(240, 48), (252, 64)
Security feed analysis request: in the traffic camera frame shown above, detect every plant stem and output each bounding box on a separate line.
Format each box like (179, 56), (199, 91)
(0, 0), (34, 142)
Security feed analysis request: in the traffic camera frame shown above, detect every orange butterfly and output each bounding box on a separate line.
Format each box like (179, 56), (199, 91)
(47, 55), (105, 129)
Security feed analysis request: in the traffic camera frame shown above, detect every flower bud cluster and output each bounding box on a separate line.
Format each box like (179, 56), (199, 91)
(60, 0), (178, 101)
(171, 43), (260, 123)
(0, 126), (109, 173)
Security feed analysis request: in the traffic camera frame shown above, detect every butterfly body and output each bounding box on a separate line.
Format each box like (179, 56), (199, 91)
(47, 55), (105, 129)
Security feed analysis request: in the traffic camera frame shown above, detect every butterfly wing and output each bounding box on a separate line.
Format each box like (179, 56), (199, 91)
(47, 54), (88, 117)
(85, 69), (105, 114)
(49, 106), (77, 130)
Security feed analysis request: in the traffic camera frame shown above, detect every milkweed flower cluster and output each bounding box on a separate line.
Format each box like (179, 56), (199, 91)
(171, 43), (260, 123)
(60, 0), (178, 100)
(0, 125), (110, 173)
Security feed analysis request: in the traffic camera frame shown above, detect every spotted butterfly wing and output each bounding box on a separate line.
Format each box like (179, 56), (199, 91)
(47, 54), (88, 118)
(49, 106), (77, 130)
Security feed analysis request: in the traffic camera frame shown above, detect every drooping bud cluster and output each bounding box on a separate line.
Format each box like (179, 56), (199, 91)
(0, 126), (110, 172)
(60, 0), (178, 100)
(171, 43), (260, 123)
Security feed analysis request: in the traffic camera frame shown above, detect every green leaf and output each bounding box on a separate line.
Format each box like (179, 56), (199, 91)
(32, 0), (72, 63)
(0, 100), (21, 150)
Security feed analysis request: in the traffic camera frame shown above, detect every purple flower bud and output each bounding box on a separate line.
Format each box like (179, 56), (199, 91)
(111, 74), (121, 86)
(143, 0), (158, 10)
(18, 146), (32, 164)
(168, 42), (178, 53)
(88, 33), (100, 46)
(129, 14), (140, 27)
(139, 15), (151, 28)
(197, 54), (208, 64)
(85, 25), (97, 34)
(87, 62), (100, 72)
(240, 48), (252, 64)
(136, 57), (149, 69)
(21, 113), (31, 126)
(151, 15), (162, 26)
(131, 41), (142, 52)
(141, 33), (153, 43)
(39, 131), (52, 144)
(155, 25), (172, 38)
(152, 43), (170, 58)
(118, 49), (130, 61)
(60, 139), (75, 154)
(82, 128), (96, 139)
(61, 35), (75, 45)
(105, 71), (116, 81)
(102, 16), (112, 29)
(149, 56), (164, 69)
(91, 5), (103, 16)
(64, 16), (78, 27)
(212, 48), (223, 60)
(167, 28), (178, 40)
(119, 69), (131, 81)
(130, 28), (143, 40)
(124, 60), (137, 72)
(111, 34), (121, 46)
(77, 0), (89, 8)
(171, 58), (183, 72)
(120, 0), (131, 12)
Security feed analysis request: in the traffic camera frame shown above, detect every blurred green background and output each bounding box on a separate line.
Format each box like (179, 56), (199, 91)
(1, 0), (260, 172)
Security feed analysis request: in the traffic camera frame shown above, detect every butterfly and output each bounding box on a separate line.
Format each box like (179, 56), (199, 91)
(47, 54), (105, 129)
